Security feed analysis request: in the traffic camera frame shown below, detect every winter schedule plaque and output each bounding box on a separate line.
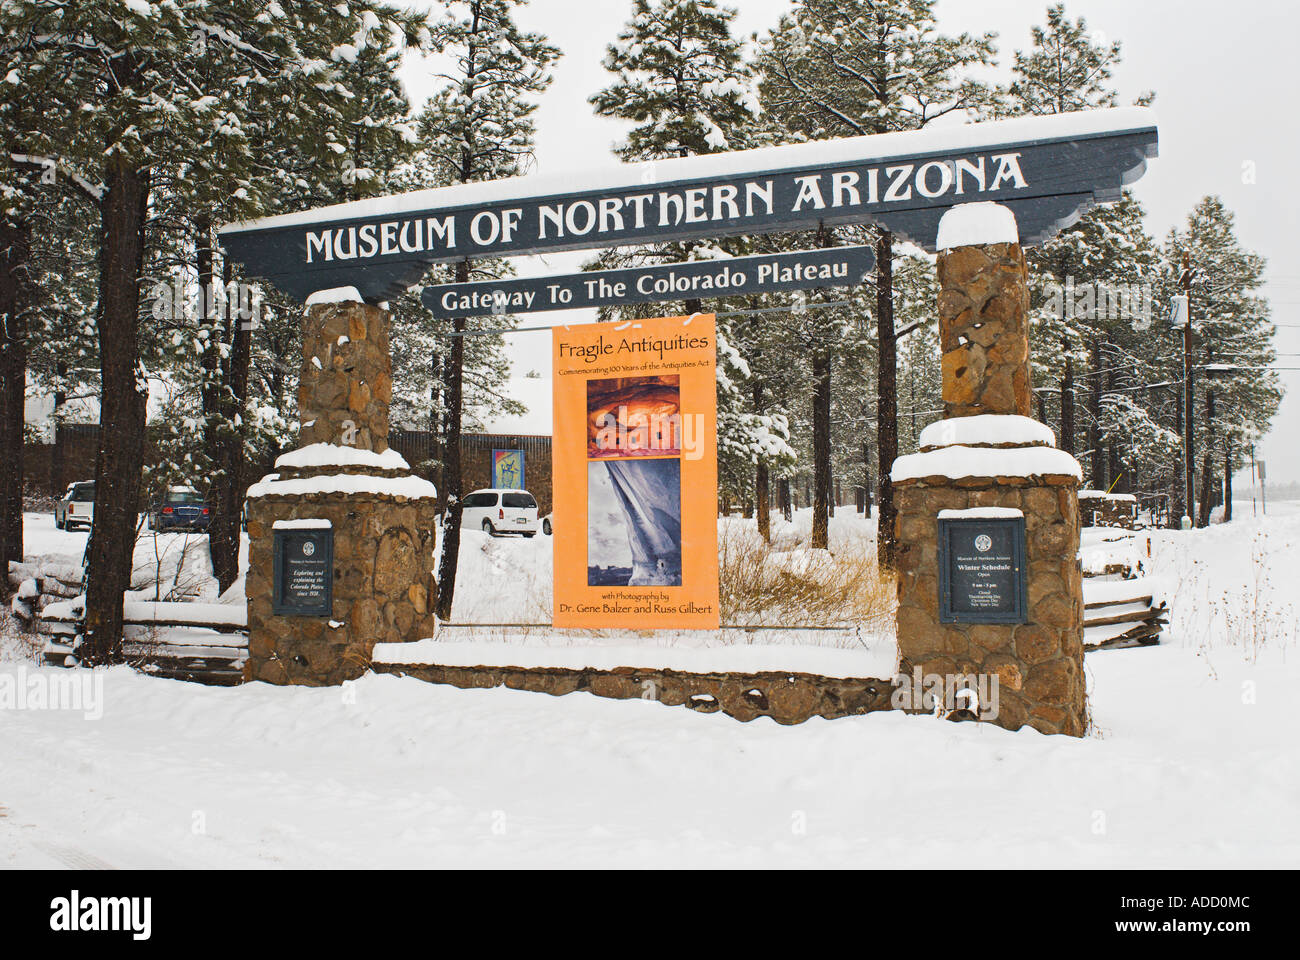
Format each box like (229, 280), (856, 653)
(937, 516), (1027, 624)
(272, 523), (334, 617)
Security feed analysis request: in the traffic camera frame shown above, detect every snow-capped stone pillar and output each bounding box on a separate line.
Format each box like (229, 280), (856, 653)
(298, 287), (392, 453)
(242, 288), (437, 687)
(889, 204), (1087, 738)
(935, 203), (1032, 419)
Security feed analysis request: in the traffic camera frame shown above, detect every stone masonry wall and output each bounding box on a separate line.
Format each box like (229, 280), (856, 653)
(246, 491), (439, 686)
(938, 241), (1032, 419)
(372, 661), (897, 725)
(298, 300), (392, 453)
(894, 475), (1086, 736)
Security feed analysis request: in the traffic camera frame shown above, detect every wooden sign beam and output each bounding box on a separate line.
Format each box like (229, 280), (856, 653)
(219, 108), (1157, 303)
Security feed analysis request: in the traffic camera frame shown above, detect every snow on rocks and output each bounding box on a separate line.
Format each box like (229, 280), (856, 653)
(303, 286), (364, 306)
(1078, 489), (1137, 502)
(937, 507), (1024, 520)
(373, 638), (892, 681)
(891, 445), (1083, 484)
(245, 472), (437, 501)
(918, 414), (1056, 451)
(274, 442), (410, 472)
(936, 202), (1019, 250)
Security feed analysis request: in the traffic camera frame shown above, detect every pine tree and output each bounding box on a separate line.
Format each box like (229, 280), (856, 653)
(1005, 2), (1126, 115)
(415, 0), (559, 621)
(591, 0), (787, 535)
(1007, 3), (1161, 500)
(758, 0), (997, 559)
(0, 0), (421, 659)
(1164, 197), (1279, 526)
(591, 0), (760, 161)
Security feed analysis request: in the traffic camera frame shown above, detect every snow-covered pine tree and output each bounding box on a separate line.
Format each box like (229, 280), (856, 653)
(758, 0), (997, 560)
(1027, 192), (1161, 491)
(591, 0), (785, 535)
(1006, 3), (1161, 499)
(591, 0), (759, 163)
(0, 18), (85, 595)
(415, 0), (559, 621)
(175, 5), (425, 593)
(1164, 197), (1279, 526)
(1005, 2), (1128, 115)
(0, 0), (421, 659)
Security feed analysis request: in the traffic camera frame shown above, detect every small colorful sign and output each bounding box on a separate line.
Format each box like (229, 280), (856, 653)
(492, 448), (525, 490)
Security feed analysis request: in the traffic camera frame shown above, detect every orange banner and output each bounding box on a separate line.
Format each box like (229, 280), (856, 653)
(552, 314), (719, 630)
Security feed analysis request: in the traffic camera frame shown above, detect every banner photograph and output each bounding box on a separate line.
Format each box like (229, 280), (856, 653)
(552, 315), (718, 629)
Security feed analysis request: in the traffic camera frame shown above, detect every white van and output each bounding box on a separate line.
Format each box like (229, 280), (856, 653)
(459, 489), (539, 537)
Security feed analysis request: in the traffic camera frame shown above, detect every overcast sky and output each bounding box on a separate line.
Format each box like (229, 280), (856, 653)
(398, 0), (1300, 484)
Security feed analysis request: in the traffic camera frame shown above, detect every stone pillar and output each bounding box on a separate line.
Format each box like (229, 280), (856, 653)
(937, 238), (1032, 418)
(297, 299), (392, 452)
(244, 296), (439, 686)
(891, 204), (1086, 737)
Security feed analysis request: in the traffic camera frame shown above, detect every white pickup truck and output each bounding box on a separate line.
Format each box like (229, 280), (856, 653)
(54, 481), (95, 531)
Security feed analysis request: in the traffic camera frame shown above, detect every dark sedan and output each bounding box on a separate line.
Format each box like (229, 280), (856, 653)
(149, 486), (211, 532)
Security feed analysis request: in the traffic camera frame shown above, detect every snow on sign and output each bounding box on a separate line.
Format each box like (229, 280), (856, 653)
(420, 246), (874, 320)
(218, 108), (1157, 303)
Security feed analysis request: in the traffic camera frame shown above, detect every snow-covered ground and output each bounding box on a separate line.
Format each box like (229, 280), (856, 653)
(2, 503), (1298, 867)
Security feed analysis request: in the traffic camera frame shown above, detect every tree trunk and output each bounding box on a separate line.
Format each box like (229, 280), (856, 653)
(811, 348), (832, 550)
(0, 218), (32, 596)
(1087, 339), (1104, 488)
(52, 370), (67, 493)
(83, 155), (150, 664)
(876, 230), (898, 567)
(1173, 384), (1185, 525)
(1223, 449), (1233, 523)
(208, 259), (251, 593)
(1197, 389), (1216, 528)
(752, 379), (770, 542)
(435, 259), (471, 621)
(1060, 345), (1075, 456)
(1197, 449), (1214, 528)
(861, 441), (872, 514)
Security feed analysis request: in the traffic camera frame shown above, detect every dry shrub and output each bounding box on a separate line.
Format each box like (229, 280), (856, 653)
(718, 522), (895, 631)
(0, 609), (42, 663)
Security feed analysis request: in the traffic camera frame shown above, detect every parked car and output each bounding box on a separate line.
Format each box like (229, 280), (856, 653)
(459, 488), (539, 537)
(149, 485), (211, 532)
(541, 512), (552, 536)
(54, 481), (95, 531)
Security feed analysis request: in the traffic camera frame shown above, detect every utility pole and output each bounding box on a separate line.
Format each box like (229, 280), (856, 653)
(1179, 251), (1195, 527)
(1250, 444), (1257, 517)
